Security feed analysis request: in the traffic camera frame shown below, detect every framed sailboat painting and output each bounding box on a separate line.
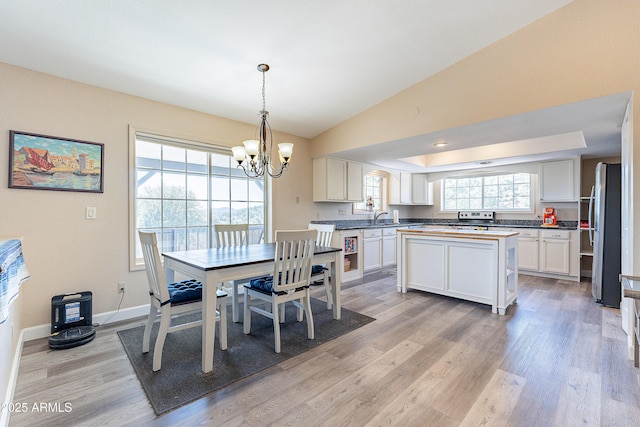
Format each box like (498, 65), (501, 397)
(9, 130), (104, 193)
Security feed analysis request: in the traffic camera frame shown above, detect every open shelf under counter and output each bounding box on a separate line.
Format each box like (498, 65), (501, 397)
(332, 229), (363, 282)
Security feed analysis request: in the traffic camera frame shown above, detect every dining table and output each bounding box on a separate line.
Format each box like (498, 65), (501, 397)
(162, 243), (343, 373)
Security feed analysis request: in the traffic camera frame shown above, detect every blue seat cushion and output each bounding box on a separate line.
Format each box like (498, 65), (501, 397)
(167, 279), (202, 305)
(248, 275), (274, 293)
(311, 264), (326, 275)
(246, 274), (309, 295)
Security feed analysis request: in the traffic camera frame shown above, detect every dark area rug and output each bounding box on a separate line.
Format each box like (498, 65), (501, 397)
(117, 298), (374, 415)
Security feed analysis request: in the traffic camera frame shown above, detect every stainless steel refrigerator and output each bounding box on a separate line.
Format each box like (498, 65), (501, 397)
(590, 162), (621, 308)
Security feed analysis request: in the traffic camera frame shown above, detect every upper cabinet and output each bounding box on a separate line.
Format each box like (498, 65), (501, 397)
(539, 159), (580, 202)
(411, 174), (434, 205)
(313, 157), (363, 202)
(389, 172), (433, 205)
(400, 172), (412, 204)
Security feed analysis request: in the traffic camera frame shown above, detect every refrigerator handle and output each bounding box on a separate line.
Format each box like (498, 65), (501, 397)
(588, 185), (595, 245)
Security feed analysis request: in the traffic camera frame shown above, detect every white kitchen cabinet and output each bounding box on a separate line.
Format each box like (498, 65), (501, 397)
(411, 174), (434, 205)
(517, 229), (539, 271)
(382, 228), (397, 266)
(539, 159), (578, 202)
(313, 157), (363, 202)
(388, 171), (411, 205)
(495, 228), (579, 280)
(347, 161), (364, 201)
(388, 172), (401, 205)
(363, 228), (383, 271)
(539, 229), (570, 274)
(400, 172), (412, 204)
(389, 172), (432, 205)
(363, 227), (398, 271)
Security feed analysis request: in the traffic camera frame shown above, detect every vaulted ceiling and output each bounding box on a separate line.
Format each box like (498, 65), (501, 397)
(1, 1), (625, 172)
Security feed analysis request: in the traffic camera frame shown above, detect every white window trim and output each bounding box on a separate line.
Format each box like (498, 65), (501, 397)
(128, 126), (270, 270)
(440, 172), (534, 213)
(353, 170), (388, 215)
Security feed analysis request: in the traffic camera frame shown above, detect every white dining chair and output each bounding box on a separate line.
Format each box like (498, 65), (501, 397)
(214, 223), (249, 322)
(308, 223), (335, 309)
(139, 231), (228, 371)
(243, 229), (316, 353)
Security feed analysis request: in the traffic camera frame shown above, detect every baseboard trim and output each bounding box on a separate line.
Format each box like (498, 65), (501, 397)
(21, 304), (149, 342)
(518, 271), (581, 282)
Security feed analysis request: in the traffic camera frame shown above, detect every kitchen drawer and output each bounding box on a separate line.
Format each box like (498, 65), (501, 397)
(518, 229), (539, 238)
(540, 229), (570, 240)
(383, 228), (397, 236)
(363, 228), (383, 238)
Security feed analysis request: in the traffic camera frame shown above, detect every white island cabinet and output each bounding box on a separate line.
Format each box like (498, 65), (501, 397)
(397, 228), (519, 315)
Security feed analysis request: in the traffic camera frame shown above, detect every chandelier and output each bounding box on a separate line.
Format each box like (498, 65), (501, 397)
(232, 64), (293, 178)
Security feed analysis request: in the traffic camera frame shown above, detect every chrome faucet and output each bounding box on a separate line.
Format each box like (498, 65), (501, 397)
(373, 209), (388, 225)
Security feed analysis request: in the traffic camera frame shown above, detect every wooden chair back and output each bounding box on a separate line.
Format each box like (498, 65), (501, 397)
(138, 231), (171, 304)
(215, 224), (249, 248)
(272, 229), (316, 293)
(308, 223), (335, 247)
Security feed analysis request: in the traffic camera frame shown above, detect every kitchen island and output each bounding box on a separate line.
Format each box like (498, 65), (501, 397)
(396, 228), (518, 315)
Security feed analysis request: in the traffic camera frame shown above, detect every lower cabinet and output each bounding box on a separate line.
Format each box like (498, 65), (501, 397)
(363, 227), (398, 272)
(363, 229), (383, 271)
(539, 230), (570, 274)
(511, 228), (578, 280)
(517, 230), (539, 271)
(382, 228), (397, 266)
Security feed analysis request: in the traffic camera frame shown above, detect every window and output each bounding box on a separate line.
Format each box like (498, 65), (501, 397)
(131, 132), (265, 268)
(353, 171), (387, 214)
(442, 173), (531, 211)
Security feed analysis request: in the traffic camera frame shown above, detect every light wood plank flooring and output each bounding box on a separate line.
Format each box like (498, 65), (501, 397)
(9, 271), (640, 426)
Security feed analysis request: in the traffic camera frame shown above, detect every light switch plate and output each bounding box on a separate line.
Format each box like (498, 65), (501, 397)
(86, 206), (96, 220)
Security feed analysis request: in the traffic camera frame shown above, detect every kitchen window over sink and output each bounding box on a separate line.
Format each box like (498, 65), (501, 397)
(442, 173), (531, 211)
(353, 171), (387, 214)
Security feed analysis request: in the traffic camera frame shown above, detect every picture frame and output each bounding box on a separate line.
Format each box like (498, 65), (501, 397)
(9, 130), (104, 193)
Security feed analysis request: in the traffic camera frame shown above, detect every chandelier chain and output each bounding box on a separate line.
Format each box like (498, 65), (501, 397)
(262, 69), (266, 113)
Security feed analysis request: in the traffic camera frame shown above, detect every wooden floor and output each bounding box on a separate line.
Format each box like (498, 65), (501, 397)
(10, 271), (640, 426)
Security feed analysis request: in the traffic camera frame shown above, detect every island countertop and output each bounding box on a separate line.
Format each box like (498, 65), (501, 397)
(396, 228), (519, 240)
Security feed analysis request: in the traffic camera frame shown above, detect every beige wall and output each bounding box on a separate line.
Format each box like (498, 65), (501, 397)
(0, 62), (311, 330)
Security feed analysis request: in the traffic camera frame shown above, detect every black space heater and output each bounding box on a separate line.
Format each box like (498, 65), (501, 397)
(48, 291), (96, 349)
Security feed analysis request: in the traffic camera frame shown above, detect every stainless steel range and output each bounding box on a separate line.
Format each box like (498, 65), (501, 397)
(457, 211), (495, 229)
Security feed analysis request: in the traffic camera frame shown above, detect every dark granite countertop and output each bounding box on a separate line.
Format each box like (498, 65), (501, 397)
(311, 218), (578, 231)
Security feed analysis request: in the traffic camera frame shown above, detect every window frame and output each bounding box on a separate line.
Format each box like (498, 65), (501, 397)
(128, 127), (268, 270)
(353, 170), (388, 214)
(440, 172), (533, 213)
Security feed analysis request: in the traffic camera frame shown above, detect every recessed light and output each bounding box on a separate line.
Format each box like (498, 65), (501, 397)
(433, 141), (448, 147)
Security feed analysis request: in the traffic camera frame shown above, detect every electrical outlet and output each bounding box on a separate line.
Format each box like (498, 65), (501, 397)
(118, 282), (127, 293)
